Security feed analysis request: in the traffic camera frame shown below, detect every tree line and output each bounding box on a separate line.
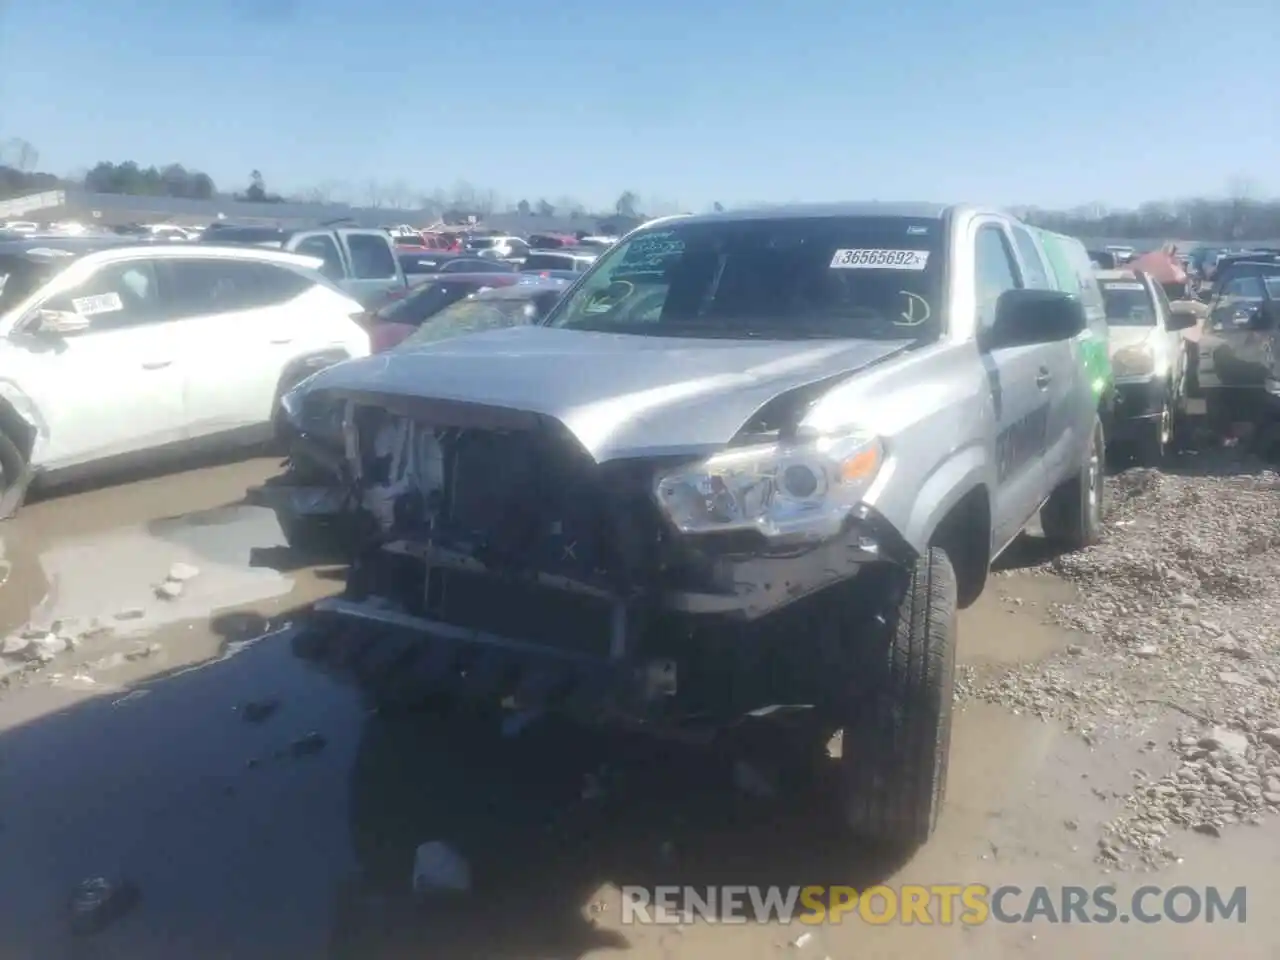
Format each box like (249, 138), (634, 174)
(2, 137), (1278, 239)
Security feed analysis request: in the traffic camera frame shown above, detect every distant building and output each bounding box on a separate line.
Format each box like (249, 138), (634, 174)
(5, 187), (624, 236)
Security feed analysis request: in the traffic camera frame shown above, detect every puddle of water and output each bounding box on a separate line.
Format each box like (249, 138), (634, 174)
(960, 573), (1084, 667)
(15, 504), (293, 636)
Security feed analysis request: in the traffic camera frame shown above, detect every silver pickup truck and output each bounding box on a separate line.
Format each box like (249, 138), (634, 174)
(272, 203), (1105, 851)
(200, 224), (406, 307)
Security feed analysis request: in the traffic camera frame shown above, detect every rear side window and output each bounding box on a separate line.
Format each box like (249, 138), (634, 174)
(1010, 226), (1051, 290)
(160, 258), (283, 318)
(252, 263), (314, 305)
(346, 234), (398, 279)
(294, 234), (345, 282)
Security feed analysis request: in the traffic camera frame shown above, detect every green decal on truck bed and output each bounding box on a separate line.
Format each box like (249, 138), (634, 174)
(1030, 226), (1115, 406)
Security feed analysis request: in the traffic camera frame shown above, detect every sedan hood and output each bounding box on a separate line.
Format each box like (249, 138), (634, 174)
(297, 325), (911, 462)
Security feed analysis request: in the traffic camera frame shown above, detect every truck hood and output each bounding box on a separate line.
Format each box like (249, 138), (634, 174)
(296, 326), (912, 462)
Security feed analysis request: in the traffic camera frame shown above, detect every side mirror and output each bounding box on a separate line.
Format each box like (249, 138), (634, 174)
(32, 308), (92, 335)
(1166, 306), (1201, 332)
(989, 289), (1087, 348)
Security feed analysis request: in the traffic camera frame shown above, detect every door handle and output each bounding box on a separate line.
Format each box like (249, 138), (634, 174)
(141, 360), (172, 370)
(1035, 367), (1051, 389)
(269, 337), (294, 345)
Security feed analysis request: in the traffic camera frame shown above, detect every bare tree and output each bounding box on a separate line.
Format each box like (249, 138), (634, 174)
(296, 185), (334, 204)
(9, 139), (38, 172)
(384, 179), (416, 210)
(555, 195), (585, 217)
(449, 180), (479, 211)
(1225, 176), (1259, 240)
(362, 180), (387, 208)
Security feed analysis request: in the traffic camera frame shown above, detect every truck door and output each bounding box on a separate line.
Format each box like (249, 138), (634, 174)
(1013, 226), (1085, 490)
(289, 232), (348, 287)
(338, 230), (406, 308)
(974, 223), (1050, 552)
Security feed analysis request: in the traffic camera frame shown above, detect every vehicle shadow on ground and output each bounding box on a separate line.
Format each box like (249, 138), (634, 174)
(326, 702), (907, 959)
(27, 447), (282, 505)
(0, 600), (909, 959)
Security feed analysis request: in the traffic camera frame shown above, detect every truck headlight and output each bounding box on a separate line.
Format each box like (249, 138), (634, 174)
(653, 429), (884, 541)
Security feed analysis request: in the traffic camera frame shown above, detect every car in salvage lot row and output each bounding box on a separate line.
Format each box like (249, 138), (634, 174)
(0, 241), (371, 513)
(1095, 268), (1199, 462)
(1204, 255), (1280, 424)
(364, 273), (569, 352)
(264, 202), (1109, 853)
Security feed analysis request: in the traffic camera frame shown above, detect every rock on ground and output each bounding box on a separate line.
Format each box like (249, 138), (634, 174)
(963, 447), (1280, 868)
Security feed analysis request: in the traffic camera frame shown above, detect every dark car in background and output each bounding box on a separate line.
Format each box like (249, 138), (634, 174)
(520, 250), (597, 274)
(248, 276), (572, 548)
(398, 252), (520, 281)
(367, 273), (522, 351)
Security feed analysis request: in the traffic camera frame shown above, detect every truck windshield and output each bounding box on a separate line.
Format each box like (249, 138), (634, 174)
(1099, 280), (1156, 326)
(543, 216), (946, 342)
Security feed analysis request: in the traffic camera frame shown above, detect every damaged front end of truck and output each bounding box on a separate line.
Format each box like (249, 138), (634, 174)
(281, 372), (913, 739)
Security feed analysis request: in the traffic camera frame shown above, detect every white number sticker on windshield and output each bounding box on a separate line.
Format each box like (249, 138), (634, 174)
(830, 249), (930, 270)
(71, 292), (123, 316)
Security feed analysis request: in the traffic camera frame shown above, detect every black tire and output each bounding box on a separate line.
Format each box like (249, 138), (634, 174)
(1185, 342), (1201, 398)
(1134, 391), (1173, 465)
(0, 430), (28, 517)
(838, 548), (957, 851)
(1041, 415), (1105, 550)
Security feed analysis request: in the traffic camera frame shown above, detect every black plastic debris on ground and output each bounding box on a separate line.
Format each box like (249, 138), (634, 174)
(290, 732), (328, 757)
(240, 698), (281, 724)
(68, 877), (140, 935)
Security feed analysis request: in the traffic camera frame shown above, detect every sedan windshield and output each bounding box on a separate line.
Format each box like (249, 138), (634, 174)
(1100, 280), (1157, 326)
(396, 293), (543, 349)
(542, 215), (945, 341)
(375, 280), (481, 326)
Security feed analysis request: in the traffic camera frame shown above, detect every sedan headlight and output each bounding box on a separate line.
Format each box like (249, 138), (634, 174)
(1112, 335), (1169, 379)
(653, 429), (884, 541)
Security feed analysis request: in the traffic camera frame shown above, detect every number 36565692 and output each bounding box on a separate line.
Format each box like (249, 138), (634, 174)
(831, 249), (926, 268)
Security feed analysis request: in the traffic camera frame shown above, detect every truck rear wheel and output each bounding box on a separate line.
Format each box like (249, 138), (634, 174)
(1041, 415), (1104, 550)
(837, 547), (957, 851)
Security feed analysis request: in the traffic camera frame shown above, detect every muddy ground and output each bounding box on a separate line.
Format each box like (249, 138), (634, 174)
(0, 427), (1277, 958)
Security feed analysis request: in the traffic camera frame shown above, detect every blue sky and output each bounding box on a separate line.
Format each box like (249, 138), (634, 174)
(1, 0), (1276, 211)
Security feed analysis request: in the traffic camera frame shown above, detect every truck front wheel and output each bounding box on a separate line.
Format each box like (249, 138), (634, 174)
(836, 547), (957, 851)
